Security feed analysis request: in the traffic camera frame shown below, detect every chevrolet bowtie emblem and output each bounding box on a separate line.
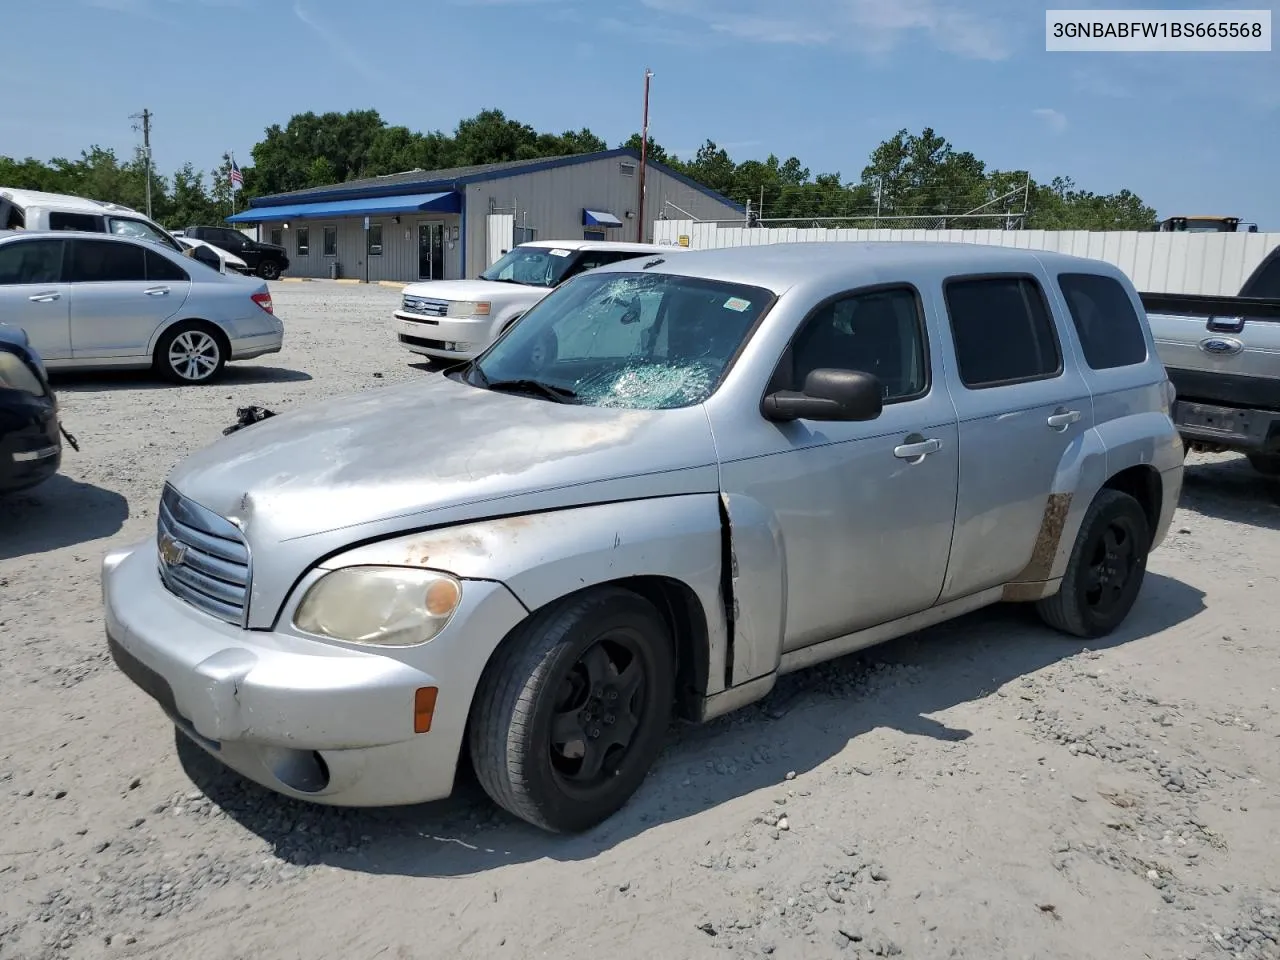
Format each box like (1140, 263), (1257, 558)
(159, 533), (188, 567)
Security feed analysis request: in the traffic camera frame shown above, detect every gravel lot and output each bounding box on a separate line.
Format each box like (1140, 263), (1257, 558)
(2, 280), (1279, 960)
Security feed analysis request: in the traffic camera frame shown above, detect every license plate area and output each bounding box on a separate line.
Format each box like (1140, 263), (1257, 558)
(1174, 401), (1266, 443)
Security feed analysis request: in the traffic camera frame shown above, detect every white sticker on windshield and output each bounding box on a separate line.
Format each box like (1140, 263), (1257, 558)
(549, 248), (572, 258)
(723, 297), (751, 312)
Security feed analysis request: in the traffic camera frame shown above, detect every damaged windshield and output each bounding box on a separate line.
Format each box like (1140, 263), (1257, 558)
(465, 270), (774, 409)
(479, 246), (579, 287)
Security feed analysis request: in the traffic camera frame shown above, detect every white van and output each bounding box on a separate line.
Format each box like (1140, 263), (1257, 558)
(0, 188), (184, 253)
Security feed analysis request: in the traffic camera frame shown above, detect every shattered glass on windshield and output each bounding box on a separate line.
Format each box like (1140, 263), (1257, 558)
(467, 271), (774, 410)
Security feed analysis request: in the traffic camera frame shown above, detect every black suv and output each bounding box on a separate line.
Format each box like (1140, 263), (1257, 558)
(184, 226), (290, 280)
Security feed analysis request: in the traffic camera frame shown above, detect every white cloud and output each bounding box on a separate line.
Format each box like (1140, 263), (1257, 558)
(291, 1), (382, 83)
(636, 0), (1012, 60)
(1032, 107), (1068, 134)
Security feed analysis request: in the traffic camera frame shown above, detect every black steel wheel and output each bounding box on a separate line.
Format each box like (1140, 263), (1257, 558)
(257, 260), (281, 280)
(1037, 489), (1151, 638)
(468, 586), (675, 833)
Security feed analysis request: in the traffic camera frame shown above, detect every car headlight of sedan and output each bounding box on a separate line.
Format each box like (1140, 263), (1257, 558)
(446, 301), (491, 318)
(293, 566), (462, 646)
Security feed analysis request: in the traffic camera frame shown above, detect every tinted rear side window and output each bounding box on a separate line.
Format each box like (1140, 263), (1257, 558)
(68, 239), (146, 283)
(145, 248), (189, 282)
(48, 212), (103, 232)
(944, 276), (1062, 388)
(1057, 273), (1148, 370)
(1242, 252), (1280, 299)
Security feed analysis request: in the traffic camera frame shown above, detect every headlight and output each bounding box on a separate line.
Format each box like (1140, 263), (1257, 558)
(0, 350), (46, 397)
(446, 301), (491, 318)
(293, 566), (462, 647)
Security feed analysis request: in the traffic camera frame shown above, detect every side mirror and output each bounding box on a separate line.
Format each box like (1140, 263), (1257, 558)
(761, 368), (884, 423)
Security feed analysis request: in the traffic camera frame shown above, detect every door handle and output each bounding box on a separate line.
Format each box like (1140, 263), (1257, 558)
(143, 286), (170, 296)
(1047, 408), (1081, 430)
(28, 292), (60, 303)
(894, 437), (941, 460)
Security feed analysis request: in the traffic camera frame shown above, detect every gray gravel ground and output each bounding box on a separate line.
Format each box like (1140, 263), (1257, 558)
(2, 280), (1279, 960)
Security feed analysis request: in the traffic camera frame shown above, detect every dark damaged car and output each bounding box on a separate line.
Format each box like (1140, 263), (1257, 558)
(0, 322), (64, 494)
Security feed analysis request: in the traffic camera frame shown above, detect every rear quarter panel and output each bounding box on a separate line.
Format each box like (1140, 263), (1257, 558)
(1034, 258), (1183, 582)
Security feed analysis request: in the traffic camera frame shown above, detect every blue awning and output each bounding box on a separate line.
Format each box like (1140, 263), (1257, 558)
(227, 191), (460, 223)
(583, 208), (623, 228)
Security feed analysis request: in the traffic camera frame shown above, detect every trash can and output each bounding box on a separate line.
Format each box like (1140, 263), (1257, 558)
(329, 262), (341, 280)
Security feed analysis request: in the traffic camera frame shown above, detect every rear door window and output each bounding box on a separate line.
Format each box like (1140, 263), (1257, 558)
(49, 212), (104, 232)
(68, 239), (147, 283)
(0, 239), (65, 285)
(145, 248), (189, 282)
(1057, 273), (1148, 370)
(944, 276), (1063, 388)
(1242, 252), (1280, 299)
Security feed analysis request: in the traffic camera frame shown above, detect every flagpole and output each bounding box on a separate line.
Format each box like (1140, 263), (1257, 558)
(230, 152), (237, 217)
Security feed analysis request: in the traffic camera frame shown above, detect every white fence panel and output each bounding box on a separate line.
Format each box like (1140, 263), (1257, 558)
(652, 219), (1280, 295)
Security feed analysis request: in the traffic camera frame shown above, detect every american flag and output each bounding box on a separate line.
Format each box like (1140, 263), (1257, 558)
(229, 158), (243, 189)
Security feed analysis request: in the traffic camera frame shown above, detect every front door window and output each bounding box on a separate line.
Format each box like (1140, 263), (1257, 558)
(418, 222), (445, 280)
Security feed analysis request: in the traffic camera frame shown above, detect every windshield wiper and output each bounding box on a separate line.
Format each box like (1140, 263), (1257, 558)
(486, 378), (578, 403)
(483, 276), (530, 285)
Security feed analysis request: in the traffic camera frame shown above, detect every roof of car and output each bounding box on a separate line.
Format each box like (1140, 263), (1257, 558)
(519, 240), (675, 254)
(598, 241), (1123, 292)
(0, 187), (145, 217)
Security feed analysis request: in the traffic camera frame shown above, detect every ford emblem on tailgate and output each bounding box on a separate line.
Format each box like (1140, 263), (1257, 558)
(1199, 337), (1244, 356)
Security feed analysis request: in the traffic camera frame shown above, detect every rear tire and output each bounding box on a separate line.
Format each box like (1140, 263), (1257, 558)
(1247, 453), (1280, 477)
(468, 586), (675, 833)
(1036, 489), (1151, 639)
(154, 321), (227, 385)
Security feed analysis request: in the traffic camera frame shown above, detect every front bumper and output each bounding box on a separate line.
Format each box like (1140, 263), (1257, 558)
(0, 401), (61, 493)
(393, 314), (495, 360)
(102, 539), (528, 806)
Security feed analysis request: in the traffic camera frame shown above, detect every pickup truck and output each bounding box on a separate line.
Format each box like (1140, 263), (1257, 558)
(102, 242), (1182, 833)
(1141, 244), (1280, 476)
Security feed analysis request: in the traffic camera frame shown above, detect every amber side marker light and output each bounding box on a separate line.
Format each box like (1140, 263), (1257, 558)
(414, 687), (439, 734)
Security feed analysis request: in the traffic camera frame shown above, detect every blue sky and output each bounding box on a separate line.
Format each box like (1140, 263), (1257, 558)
(4, 0), (1278, 227)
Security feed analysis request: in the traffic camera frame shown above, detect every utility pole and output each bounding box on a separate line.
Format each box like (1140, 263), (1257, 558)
(130, 109), (153, 219)
(637, 68), (653, 244)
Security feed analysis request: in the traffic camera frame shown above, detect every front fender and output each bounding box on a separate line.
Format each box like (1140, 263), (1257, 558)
(320, 495), (731, 694)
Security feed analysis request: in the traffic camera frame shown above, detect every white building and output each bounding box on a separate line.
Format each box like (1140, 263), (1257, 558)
(227, 148), (742, 283)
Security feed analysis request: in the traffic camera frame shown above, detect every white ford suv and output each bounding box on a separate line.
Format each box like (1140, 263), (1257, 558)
(393, 240), (677, 363)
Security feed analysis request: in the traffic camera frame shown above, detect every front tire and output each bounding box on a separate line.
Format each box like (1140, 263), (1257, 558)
(1036, 489), (1151, 639)
(468, 586), (675, 833)
(155, 322), (227, 385)
(257, 260), (281, 280)
(1247, 452), (1280, 477)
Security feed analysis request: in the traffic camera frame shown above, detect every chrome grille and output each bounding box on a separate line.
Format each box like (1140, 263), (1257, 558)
(401, 295), (449, 318)
(156, 485), (250, 625)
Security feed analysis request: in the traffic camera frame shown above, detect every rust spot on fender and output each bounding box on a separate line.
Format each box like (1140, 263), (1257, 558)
(1010, 492), (1073, 588)
(402, 531), (487, 567)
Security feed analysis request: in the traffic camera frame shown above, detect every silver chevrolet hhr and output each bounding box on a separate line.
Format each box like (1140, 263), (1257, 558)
(102, 242), (1184, 833)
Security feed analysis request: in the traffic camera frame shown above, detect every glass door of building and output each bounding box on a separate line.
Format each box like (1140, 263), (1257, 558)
(418, 222), (445, 280)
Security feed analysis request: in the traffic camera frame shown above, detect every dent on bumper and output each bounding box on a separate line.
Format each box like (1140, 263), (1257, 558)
(101, 540), (529, 806)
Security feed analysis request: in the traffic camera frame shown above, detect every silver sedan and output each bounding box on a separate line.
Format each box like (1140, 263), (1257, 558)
(0, 229), (283, 384)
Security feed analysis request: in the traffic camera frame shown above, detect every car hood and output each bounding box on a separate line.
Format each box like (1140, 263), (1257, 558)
(400, 278), (551, 304)
(165, 374), (719, 625)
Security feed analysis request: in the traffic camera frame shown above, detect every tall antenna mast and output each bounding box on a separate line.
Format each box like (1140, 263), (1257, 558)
(129, 109), (153, 219)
